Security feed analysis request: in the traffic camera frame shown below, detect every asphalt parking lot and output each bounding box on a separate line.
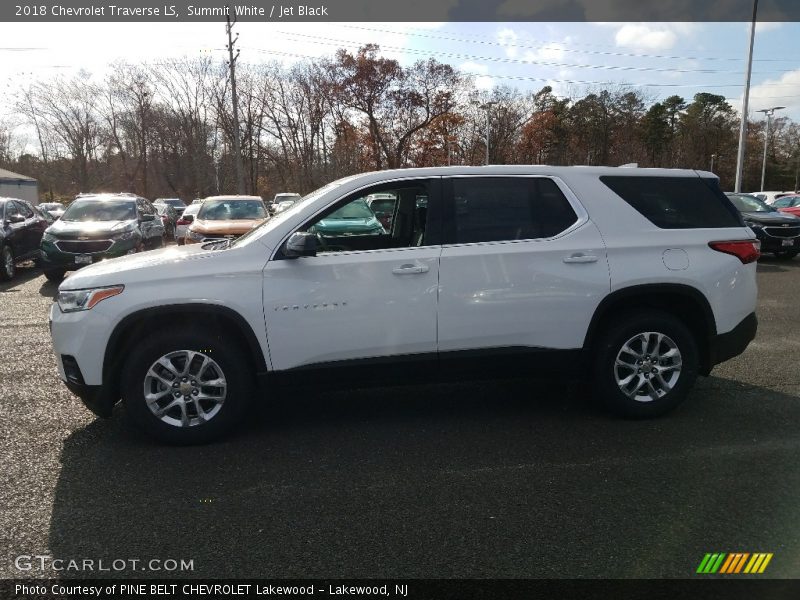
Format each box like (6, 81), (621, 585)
(1, 258), (799, 580)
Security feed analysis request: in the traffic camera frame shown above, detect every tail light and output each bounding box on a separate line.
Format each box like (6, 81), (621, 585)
(709, 240), (761, 264)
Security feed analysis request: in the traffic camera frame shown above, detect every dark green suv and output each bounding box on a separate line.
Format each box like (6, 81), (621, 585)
(41, 193), (165, 281)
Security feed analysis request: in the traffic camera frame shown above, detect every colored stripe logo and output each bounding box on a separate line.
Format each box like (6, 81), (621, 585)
(697, 553), (773, 574)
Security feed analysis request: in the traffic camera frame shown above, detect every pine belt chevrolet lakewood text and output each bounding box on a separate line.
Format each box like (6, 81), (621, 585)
(49, 166), (758, 444)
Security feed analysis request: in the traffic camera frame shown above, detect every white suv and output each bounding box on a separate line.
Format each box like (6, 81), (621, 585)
(49, 166), (759, 444)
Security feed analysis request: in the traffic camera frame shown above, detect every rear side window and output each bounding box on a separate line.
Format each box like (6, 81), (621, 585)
(447, 177), (578, 244)
(600, 176), (743, 229)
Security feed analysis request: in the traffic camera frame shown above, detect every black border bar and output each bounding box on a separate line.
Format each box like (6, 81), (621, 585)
(2, 0), (800, 22)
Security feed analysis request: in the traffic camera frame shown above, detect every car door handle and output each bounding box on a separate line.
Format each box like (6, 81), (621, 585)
(392, 264), (429, 275)
(563, 253), (598, 264)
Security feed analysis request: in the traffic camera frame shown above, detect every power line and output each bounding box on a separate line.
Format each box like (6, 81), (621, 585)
(340, 24), (799, 63)
(264, 30), (800, 76)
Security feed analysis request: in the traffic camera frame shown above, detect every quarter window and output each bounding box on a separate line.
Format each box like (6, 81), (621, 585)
(447, 177), (578, 244)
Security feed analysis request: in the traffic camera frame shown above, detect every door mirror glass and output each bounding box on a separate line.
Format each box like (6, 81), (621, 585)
(183, 214), (194, 223)
(284, 231), (317, 258)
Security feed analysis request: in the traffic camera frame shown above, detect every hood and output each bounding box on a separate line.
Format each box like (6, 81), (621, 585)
(191, 218), (267, 235)
(741, 211), (800, 225)
(59, 244), (216, 289)
(48, 218), (136, 237)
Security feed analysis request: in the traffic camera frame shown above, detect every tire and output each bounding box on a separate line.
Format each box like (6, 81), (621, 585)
(177, 238), (184, 246)
(592, 310), (698, 418)
(773, 250), (798, 260)
(121, 329), (255, 444)
(44, 269), (66, 282)
(0, 245), (15, 281)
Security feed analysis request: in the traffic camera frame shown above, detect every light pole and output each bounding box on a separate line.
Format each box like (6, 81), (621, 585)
(756, 106), (785, 192)
(710, 153), (718, 173)
(734, 0), (759, 193)
(471, 100), (497, 165)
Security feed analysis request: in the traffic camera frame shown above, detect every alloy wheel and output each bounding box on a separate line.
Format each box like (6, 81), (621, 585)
(613, 331), (682, 402)
(143, 350), (227, 427)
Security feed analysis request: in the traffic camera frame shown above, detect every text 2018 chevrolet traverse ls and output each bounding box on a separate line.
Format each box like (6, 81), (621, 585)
(49, 166), (758, 443)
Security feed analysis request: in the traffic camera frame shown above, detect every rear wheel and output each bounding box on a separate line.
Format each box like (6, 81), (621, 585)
(0, 245), (15, 281)
(121, 329), (254, 444)
(593, 310), (698, 418)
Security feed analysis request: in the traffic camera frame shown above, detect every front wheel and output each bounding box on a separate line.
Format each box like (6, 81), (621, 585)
(0, 245), (15, 281)
(593, 310), (698, 418)
(121, 329), (254, 444)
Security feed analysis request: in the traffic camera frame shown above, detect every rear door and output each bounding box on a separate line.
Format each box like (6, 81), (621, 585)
(437, 175), (610, 361)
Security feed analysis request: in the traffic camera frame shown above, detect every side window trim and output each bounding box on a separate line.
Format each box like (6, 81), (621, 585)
(271, 177), (443, 260)
(440, 175), (589, 247)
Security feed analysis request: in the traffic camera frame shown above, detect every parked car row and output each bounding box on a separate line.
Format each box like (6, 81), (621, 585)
(726, 192), (800, 259)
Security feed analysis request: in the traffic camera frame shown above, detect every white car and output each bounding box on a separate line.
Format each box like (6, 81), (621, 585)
(755, 191), (795, 205)
(50, 166), (758, 444)
(173, 203), (202, 245)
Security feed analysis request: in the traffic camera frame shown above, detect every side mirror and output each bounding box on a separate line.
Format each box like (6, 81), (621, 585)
(183, 214), (194, 223)
(284, 231), (317, 258)
(140, 214), (156, 222)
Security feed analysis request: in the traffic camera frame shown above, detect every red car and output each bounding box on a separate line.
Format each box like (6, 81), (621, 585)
(772, 195), (800, 217)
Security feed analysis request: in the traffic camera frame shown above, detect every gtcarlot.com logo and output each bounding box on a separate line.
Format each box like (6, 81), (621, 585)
(696, 552), (773, 574)
(14, 555), (194, 573)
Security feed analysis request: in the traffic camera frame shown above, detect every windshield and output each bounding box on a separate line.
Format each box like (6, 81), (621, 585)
(325, 199), (375, 220)
(61, 200), (136, 222)
(198, 199), (266, 220)
(727, 194), (773, 213)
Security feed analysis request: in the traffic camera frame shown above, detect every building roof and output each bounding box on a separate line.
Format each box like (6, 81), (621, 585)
(0, 168), (37, 183)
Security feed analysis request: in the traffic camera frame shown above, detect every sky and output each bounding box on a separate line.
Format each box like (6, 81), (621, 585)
(2, 20), (799, 131)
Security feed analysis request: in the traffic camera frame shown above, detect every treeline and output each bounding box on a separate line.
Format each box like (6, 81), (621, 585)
(0, 43), (798, 202)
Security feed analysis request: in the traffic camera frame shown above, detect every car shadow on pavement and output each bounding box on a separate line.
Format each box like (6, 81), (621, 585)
(46, 375), (800, 579)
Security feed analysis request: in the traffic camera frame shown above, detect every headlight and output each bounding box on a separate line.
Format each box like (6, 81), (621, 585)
(57, 285), (124, 313)
(112, 229), (138, 241)
(42, 231), (57, 243)
(187, 229), (205, 241)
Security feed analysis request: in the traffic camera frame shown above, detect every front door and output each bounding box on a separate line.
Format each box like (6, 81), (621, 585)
(263, 178), (442, 373)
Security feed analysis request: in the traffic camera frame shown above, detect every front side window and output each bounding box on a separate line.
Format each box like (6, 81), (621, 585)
(446, 177), (578, 244)
(5, 202), (20, 220)
(301, 181), (434, 254)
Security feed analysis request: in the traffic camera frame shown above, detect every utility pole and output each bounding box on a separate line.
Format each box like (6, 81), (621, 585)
(734, 0), (758, 193)
(226, 11), (245, 194)
(710, 154), (717, 173)
(756, 106), (785, 192)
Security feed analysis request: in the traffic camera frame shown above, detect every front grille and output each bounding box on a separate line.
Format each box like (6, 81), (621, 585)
(764, 226), (800, 239)
(55, 239), (113, 253)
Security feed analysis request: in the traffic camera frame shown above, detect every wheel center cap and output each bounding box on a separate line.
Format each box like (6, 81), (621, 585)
(179, 382), (193, 395)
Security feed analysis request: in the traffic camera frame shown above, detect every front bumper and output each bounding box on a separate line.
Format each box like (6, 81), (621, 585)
(707, 312), (757, 370)
(752, 229), (800, 253)
(64, 380), (117, 418)
(41, 236), (139, 269)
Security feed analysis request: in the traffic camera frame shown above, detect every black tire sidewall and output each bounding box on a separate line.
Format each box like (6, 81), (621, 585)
(121, 330), (254, 444)
(594, 311), (698, 418)
(1, 246), (15, 281)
